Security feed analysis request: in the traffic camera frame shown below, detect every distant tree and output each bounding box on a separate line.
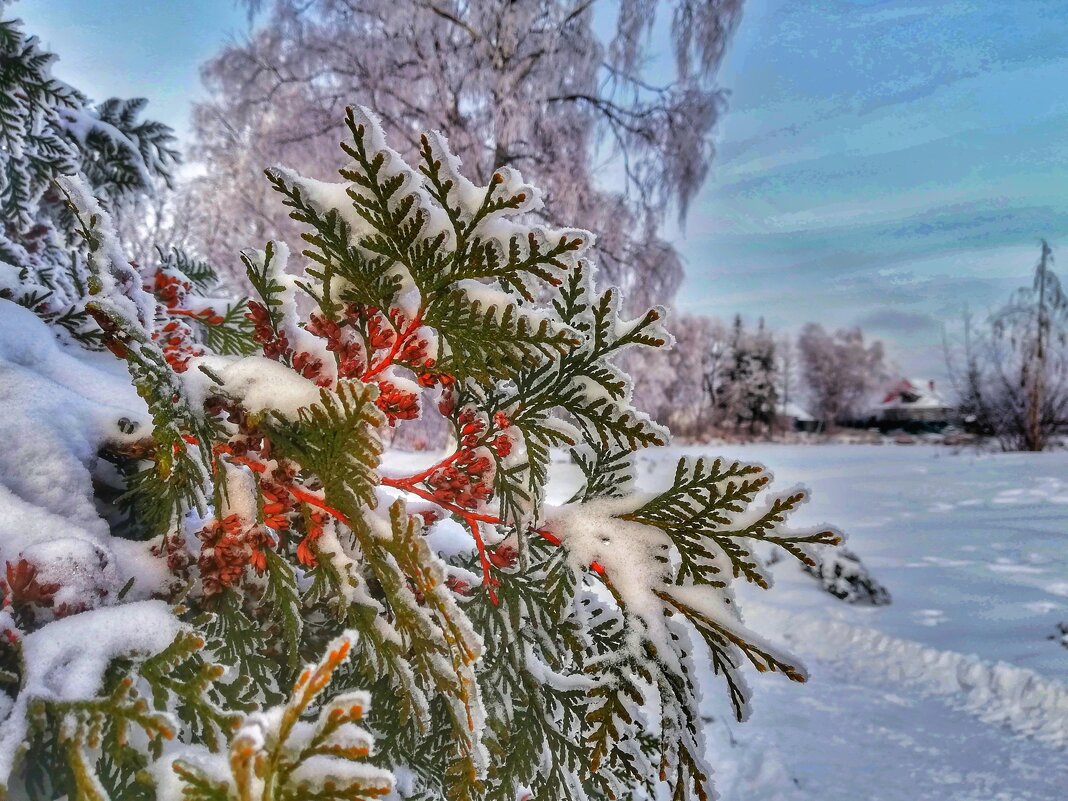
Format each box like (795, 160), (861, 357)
(950, 241), (1068, 451)
(798, 323), (885, 429)
(744, 317), (778, 432)
(776, 332), (798, 430)
(631, 312), (729, 436)
(187, 0), (743, 309)
(718, 315), (777, 433)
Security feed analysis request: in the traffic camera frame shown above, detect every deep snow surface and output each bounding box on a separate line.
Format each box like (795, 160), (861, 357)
(618, 444), (1068, 800)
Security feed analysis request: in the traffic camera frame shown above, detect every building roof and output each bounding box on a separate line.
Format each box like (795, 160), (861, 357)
(777, 400), (815, 421)
(878, 378), (951, 411)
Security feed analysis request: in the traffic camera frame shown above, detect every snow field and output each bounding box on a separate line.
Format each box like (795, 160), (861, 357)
(616, 443), (1068, 799)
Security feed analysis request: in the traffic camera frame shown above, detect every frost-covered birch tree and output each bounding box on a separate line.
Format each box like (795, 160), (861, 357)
(798, 323), (885, 429)
(185, 0), (743, 310)
(950, 241), (1068, 451)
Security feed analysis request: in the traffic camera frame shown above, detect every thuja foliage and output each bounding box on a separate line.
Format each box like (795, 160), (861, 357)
(0, 103), (841, 801)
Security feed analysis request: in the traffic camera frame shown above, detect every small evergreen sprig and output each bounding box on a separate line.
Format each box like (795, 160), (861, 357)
(173, 633), (393, 801)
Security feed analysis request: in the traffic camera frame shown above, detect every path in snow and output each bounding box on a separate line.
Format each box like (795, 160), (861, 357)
(710, 656), (1068, 801)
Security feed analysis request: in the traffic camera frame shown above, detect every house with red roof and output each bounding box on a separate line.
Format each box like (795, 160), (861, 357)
(877, 378), (955, 426)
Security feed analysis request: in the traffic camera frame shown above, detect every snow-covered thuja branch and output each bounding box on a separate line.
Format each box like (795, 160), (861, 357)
(247, 108), (839, 801)
(59, 175), (255, 540)
(1, 105), (839, 801)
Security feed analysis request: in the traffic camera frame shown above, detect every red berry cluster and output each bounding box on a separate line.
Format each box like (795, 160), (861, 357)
(212, 429), (274, 467)
(366, 309), (396, 352)
(437, 385), (457, 417)
(155, 318), (203, 372)
(250, 302), (454, 428)
(152, 269), (191, 308)
(488, 543), (518, 570)
(247, 301), (329, 385)
(296, 509), (328, 567)
(307, 311), (365, 378)
(491, 411), (514, 457)
(247, 301), (287, 360)
(363, 305), (434, 377)
(413, 409), (516, 510)
(259, 478), (295, 531)
(257, 472), (328, 566)
(397, 328), (431, 367)
(444, 575), (472, 596)
(213, 433), (330, 570)
(424, 449), (493, 508)
(151, 271), (215, 372)
(291, 350), (329, 385)
(151, 530), (194, 576)
(196, 513), (271, 596)
(0, 558), (92, 623)
(376, 380), (420, 425)
(418, 370), (452, 389)
(421, 409), (496, 507)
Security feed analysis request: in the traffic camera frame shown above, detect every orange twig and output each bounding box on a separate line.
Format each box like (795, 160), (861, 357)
(233, 453), (608, 593)
(463, 515), (498, 605)
(362, 314), (422, 380)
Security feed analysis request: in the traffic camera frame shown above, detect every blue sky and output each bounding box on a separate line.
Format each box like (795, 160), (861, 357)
(17, 1), (246, 141)
(18, 0), (1068, 378)
(680, 0), (1068, 376)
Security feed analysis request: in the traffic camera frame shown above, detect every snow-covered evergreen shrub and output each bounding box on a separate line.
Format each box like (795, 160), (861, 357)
(0, 48), (842, 799)
(0, 5), (179, 339)
(803, 546), (891, 606)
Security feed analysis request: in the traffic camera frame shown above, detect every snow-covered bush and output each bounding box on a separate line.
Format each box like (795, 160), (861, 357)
(0, 5), (178, 331)
(0, 46), (842, 797)
(802, 546), (891, 606)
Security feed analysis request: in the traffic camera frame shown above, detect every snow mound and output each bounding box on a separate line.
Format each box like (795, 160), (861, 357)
(0, 301), (159, 602)
(755, 603), (1068, 749)
(0, 300), (188, 788)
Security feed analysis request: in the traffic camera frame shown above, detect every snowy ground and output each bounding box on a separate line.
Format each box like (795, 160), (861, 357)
(614, 444), (1068, 801)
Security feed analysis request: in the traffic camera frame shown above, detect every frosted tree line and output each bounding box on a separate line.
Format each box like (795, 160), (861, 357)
(101, 1), (1065, 451)
(631, 313), (887, 438)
